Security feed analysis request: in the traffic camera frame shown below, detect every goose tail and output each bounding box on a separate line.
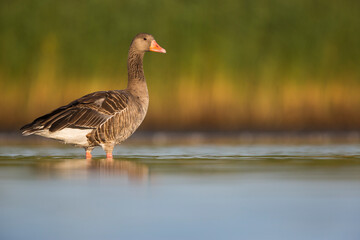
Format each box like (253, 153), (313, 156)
(20, 122), (43, 136)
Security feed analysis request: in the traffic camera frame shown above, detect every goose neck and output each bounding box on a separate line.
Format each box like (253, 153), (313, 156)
(127, 48), (145, 85)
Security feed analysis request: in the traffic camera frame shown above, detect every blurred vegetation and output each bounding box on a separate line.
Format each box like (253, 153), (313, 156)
(1, 0), (360, 131)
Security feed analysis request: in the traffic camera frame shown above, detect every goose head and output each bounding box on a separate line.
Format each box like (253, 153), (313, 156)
(131, 33), (166, 54)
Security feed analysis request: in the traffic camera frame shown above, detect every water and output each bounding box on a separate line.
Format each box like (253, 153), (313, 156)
(1, 144), (360, 240)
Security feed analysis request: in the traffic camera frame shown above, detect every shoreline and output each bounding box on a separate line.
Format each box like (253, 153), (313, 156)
(1, 131), (360, 145)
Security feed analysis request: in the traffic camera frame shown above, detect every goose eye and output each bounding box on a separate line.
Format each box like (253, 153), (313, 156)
(143, 38), (147, 41)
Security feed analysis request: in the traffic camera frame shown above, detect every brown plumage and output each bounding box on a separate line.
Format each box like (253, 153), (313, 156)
(20, 33), (166, 159)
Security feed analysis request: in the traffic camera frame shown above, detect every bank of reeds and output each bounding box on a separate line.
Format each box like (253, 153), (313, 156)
(2, 72), (360, 131)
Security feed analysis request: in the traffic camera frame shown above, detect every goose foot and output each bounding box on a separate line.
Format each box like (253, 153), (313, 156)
(85, 151), (92, 159)
(103, 143), (114, 159)
(85, 147), (94, 159)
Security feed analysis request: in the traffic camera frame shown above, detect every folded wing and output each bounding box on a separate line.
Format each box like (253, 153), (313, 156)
(20, 90), (130, 135)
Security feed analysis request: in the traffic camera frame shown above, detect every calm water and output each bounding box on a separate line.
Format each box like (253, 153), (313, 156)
(1, 144), (360, 240)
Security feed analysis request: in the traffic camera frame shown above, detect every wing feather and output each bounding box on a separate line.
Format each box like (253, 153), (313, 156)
(20, 90), (130, 135)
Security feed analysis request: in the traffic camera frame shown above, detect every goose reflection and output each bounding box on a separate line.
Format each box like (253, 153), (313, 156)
(88, 158), (149, 181)
(38, 158), (149, 182)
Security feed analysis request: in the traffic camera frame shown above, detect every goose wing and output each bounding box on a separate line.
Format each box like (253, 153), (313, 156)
(20, 90), (130, 135)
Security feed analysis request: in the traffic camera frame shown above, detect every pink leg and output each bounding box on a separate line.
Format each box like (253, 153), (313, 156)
(85, 147), (94, 159)
(106, 152), (113, 159)
(104, 143), (115, 159)
(85, 151), (92, 159)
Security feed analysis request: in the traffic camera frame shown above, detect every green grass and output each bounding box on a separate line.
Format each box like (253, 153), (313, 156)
(1, 0), (360, 130)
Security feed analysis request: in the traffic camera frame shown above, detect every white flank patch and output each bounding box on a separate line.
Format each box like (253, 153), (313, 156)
(36, 128), (92, 146)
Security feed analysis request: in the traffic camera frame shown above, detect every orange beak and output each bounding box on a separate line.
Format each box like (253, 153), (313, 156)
(149, 40), (166, 53)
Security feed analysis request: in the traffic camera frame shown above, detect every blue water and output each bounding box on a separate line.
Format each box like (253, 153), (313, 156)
(1, 144), (360, 240)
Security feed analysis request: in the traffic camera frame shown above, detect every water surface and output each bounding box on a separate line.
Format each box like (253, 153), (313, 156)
(1, 144), (360, 240)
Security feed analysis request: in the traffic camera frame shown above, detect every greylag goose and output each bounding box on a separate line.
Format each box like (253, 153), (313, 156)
(20, 33), (166, 159)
